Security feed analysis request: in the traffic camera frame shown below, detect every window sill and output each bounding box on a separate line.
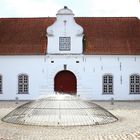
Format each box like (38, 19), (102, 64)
(18, 92), (29, 94)
(129, 93), (140, 95)
(102, 93), (113, 95)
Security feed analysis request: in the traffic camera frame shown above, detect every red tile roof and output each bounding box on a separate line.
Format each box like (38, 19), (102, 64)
(0, 17), (140, 55)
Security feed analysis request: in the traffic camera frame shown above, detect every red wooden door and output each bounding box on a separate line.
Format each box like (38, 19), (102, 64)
(54, 70), (77, 94)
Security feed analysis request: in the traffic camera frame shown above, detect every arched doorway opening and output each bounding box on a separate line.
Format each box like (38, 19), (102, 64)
(54, 70), (77, 95)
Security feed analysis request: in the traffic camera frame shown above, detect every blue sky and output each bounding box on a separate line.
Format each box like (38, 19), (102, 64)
(0, 0), (140, 17)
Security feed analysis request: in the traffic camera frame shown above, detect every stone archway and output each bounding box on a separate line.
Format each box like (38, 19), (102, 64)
(54, 70), (77, 95)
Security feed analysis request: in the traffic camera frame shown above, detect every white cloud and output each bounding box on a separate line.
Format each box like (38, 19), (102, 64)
(2, 0), (61, 17)
(89, 0), (140, 17)
(0, 0), (140, 17)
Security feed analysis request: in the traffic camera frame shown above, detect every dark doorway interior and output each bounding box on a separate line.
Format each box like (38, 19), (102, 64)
(54, 70), (77, 94)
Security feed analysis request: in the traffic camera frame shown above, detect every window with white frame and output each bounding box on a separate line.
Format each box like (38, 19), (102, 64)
(59, 37), (71, 51)
(18, 74), (29, 94)
(103, 75), (113, 94)
(130, 74), (140, 94)
(0, 75), (2, 94)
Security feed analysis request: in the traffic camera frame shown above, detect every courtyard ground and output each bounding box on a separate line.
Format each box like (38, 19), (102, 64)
(0, 101), (140, 140)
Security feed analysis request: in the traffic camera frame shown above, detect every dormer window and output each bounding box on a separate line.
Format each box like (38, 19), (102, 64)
(59, 37), (71, 51)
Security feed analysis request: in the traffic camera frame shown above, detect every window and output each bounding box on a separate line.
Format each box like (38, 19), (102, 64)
(59, 37), (71, 51)
(103, 75), (113, 94)
(130, 74), (140, 94)
(18, 74), (29, 94)
(0, 75), (2, 94)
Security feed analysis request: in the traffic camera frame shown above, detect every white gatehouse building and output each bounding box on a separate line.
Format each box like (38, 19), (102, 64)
(0, 6), (140, 100)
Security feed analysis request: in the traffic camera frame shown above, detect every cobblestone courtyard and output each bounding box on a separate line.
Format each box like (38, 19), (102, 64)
(0, 101), (140, 140)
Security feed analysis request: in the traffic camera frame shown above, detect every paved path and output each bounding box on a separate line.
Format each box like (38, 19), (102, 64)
(0, 101), (140, 140)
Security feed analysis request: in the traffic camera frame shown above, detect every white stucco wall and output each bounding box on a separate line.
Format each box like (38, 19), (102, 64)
(43, 54), (140, 100)
(0, 56), (45, 100)
(0, 55), (140, 100)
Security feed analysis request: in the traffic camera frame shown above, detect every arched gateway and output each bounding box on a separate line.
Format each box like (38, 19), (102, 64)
(54, 70), (77, 95)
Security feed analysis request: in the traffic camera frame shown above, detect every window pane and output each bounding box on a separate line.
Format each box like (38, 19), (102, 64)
(130, 75), (140, 94)
(109, 85), (113, 93)
(136, 85), (140, 93)
(59, 37), (71, 51)
(109, 76), (112, 83)
(136, 76), (140, 83)
(103, 75), (113, 94)
(103, 85), (107, 93)
(104, 76), (107, 83)
(130, 85), (134, 93)
(18, 75), (28, 94)
(0, 76), (2, 93)
(130, 76), (134, 83)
